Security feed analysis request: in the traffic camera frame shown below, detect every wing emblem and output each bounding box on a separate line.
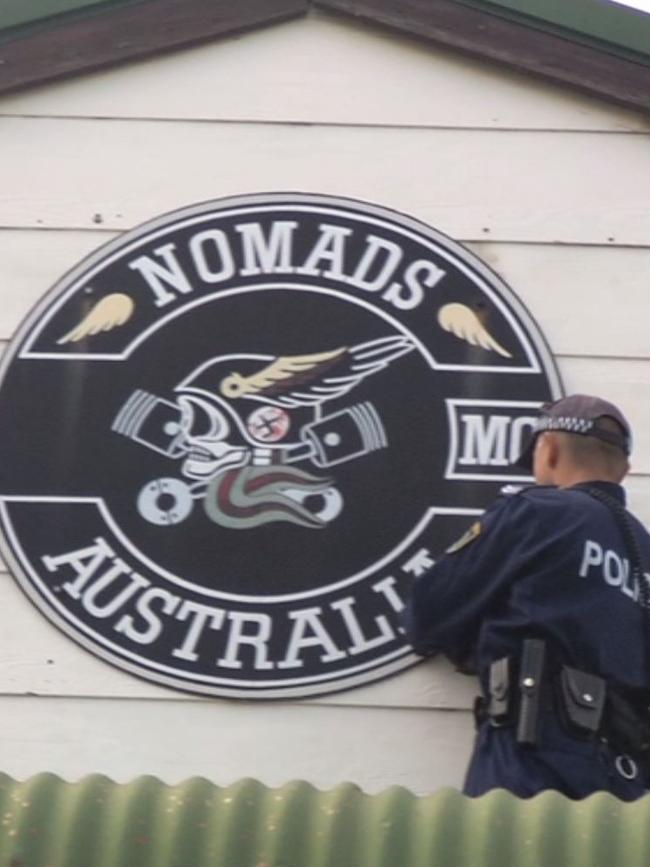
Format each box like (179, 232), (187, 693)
(57, 293), (135, 344)
(437, 303), (512, 358)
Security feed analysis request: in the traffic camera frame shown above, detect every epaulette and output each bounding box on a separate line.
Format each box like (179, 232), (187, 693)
(499, 483), (557, 498)
(499, 483), (533, 496)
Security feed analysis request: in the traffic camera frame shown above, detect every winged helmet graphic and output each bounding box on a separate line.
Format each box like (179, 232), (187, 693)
(216, 335), (415, 409)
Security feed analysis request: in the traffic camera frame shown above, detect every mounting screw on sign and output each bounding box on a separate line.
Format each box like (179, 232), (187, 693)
(137, 478), (194, 525)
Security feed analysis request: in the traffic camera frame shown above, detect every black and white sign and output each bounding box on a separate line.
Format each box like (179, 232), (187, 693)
(0, 193), (561, 697)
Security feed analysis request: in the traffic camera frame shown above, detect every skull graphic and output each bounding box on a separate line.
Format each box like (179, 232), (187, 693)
(173, 394), (249, 481)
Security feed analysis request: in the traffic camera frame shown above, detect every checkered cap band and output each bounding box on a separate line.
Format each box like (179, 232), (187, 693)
(534, 416), (595, 435)
(513, 394), (631, 469)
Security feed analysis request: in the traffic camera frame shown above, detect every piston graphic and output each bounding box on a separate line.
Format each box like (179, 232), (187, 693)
(112, 389), (185, 458)
(294, 402), (388, 468)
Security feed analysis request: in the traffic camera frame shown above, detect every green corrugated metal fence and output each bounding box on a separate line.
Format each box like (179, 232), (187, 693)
(1, 774), (650, 867)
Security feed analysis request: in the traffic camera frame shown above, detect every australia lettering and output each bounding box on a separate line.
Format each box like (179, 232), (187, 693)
(41, 538), (408, 670)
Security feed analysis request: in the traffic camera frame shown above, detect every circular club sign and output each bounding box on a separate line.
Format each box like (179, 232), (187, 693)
(0, 193), (561, 698)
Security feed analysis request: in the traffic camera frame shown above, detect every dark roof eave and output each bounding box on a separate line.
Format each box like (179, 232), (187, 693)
(317, 0), (650, 115)
(0, 0), (309, 96)
(0, 0), (649, 116)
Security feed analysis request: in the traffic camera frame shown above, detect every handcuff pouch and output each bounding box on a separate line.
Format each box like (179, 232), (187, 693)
(558, 665), (605, 737)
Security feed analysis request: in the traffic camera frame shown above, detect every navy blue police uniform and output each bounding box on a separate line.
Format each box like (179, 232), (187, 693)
(403, 480), (650, 800)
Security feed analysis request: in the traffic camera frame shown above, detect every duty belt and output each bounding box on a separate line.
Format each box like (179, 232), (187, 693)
(477, 639), (650, 758)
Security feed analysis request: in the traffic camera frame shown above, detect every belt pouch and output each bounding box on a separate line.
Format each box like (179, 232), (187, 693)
(558, 666), (605, 737)
(606, 689), (650, 755)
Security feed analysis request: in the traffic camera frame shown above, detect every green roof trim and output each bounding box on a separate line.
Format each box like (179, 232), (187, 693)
(457, 0), (650, 65)
(0, 0), (129, 31)
(2, 773), (650, 867)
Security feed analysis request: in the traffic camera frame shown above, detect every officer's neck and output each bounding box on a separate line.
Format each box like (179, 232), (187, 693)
(551, 468), (624, 488)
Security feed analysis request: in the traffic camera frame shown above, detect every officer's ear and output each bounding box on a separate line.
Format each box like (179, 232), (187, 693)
(544, 432), (562, 470)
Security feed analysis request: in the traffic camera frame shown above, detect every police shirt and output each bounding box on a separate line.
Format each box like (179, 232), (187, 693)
(402, 481), (650, 694)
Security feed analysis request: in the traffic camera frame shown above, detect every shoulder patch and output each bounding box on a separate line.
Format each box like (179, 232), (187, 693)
(446, 520), (483, 554)
(500, 484), (527, 496)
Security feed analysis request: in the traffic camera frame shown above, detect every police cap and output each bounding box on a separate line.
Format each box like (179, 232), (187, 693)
(515, 394), (632, 471)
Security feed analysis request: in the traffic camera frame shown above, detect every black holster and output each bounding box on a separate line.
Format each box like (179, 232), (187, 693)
(487, 655), (511, 724)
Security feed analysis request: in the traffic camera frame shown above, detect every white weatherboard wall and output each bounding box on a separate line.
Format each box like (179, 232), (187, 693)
(0, 10), (649, 796)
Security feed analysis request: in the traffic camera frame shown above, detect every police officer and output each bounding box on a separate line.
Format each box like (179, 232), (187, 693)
(403, 394), (650, 800)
